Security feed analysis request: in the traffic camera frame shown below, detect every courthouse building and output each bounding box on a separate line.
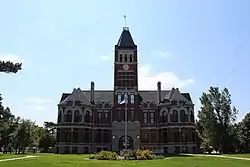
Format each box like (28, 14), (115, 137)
(55, 27), (197, 154)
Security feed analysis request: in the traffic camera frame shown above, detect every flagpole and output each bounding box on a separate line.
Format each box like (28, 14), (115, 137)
(124, 88), (128, 152)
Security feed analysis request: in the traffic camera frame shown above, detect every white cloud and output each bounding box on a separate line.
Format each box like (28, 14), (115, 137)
(24, 97), (53, 104)
(138, 64), (194, 90)
(20, 104), (46, 111)
(0, 53), (23, 63)
(152, 50), (168, 58)
(21, 97), (53, 111)
(100, 55), (111, 60)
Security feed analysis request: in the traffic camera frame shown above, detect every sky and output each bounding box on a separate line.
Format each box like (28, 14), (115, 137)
(0, 0), (250, 126)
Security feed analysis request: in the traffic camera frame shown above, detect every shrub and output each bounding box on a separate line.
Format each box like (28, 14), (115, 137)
(95, 151), (118, 160)
(135, 149), (153, 160)
(123, 150), (136, 160)
(150, 154), (165, 160)
(88, 155), (96, 159)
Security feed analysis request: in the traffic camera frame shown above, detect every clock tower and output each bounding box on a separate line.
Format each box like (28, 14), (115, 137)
(113, 27), (138, 122)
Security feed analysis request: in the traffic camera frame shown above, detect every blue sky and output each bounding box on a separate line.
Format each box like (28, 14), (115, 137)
(0, 0), (250, 125)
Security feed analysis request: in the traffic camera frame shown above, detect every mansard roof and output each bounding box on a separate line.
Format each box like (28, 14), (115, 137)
(59, 89), (192, 105)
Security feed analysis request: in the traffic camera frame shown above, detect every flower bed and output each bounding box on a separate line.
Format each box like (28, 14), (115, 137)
(89, 149), (165, 160)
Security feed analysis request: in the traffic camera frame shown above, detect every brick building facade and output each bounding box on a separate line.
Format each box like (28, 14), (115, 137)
(55, 27), (197, 154)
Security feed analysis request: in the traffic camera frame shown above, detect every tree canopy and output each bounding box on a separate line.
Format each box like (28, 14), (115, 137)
(0, 60), (22, 74)
(196, 86), (250, 153)
(0, 99), (56, 153)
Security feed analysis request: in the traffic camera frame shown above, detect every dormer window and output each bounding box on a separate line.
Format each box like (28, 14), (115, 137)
(118, 92), (122, 104)
(130, 92), (135, 104)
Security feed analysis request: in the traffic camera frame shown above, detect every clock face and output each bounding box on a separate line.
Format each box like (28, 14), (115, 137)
(123, 64), (129, 71)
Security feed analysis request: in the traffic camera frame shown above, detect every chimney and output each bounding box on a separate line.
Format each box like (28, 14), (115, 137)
(90, 81), (95, 103)
(157, 81), (162, 104)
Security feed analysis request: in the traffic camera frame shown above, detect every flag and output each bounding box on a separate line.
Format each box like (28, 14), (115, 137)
(120, 92), (128, 104)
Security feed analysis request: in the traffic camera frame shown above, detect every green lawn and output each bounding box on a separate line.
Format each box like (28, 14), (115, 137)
(0, 154), (249, 167)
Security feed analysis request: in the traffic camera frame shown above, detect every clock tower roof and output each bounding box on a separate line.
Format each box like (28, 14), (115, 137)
(116, 27), (137, 49)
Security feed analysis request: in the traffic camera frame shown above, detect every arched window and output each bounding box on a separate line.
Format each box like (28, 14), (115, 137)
(67, 110), (72, 122)
(130, 92), (135, 104)
(173, 110), (178, 122)
(142, 103), (148, 108)
(74, 110), (80, 122)
(180, 110), (185, 122)
(129, 54), (133, 62)
(118, 92), (122, 104)
(124, 54), (127, 62)
(120, 54), (123, 62)
(97, 112), (102, 124)
(84, 111), (90, 123)
(150, 103), (154, 108)
(104, 103), (111, 108)
(163, 111), (168, 123)
(97, 103), (103, 108)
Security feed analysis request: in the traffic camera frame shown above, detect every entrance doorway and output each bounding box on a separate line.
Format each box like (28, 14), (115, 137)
(119, 136), (133, 150)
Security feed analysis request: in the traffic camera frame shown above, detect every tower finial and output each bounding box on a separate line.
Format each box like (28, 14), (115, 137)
(124, 15), (127, 27)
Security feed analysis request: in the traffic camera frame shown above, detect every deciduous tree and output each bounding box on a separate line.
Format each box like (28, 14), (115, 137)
(197, 87), (238, 153)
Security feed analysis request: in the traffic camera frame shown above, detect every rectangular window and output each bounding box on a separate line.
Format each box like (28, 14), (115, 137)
(151, 133), (157, 142)
(192, 146), (196, 153)
(65, 146), (70, 154)
(175, 146), (180, 153)
(143, 134), (148, 141)
(150, 112), (154, 124)
(83, 128), (90, 142)
(143, 113), (148, 124)
(130, 93), (135, 104)
(84, 147), (89, 154)
(72, 146), (78, 154)
(105, 112), (108, 118)
(118, 93), (122, 104)
(164, 147), (168, 154)
(98, 112), (102, 124)
(119, 54), (123, 62)
(131, 111), (135, 122)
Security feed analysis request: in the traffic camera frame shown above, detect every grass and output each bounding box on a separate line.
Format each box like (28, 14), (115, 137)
(0, 153), (249, 167)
